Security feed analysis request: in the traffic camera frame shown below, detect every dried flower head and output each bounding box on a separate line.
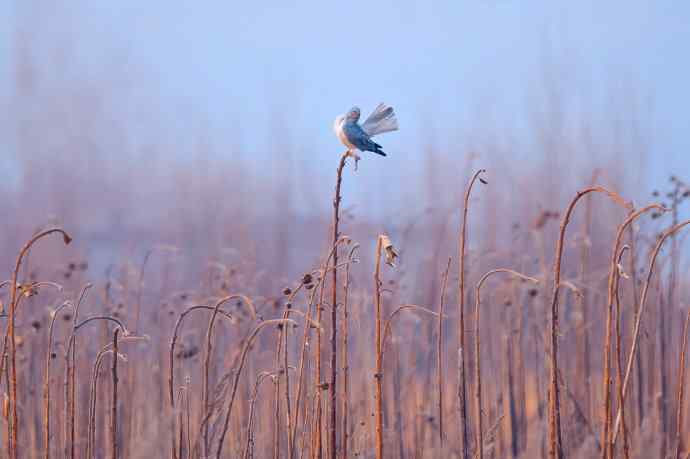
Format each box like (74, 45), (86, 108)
(379, 234), (399, 267)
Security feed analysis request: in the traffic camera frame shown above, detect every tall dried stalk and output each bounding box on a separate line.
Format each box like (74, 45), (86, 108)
(274, 282), (306, 459)
(202, 295), (250, 456)
(612, 220), (690, 443)
(44, 301), (74, 459)
(437, 258), (451, 447)
(110, 328), (122, 459)
(614, 246), (631, 459)
(66, 284), (92, 459)
(549, 187), (629, 459)
(88, 335), (147, 459)
(215, 318), (296, 459)
(674, 306), (690, 459)
(290, 238), (349, 459)
(7, 228), (71, 459)
(381, 304), (440, 367)
(474, 269), (539, 459)
(341, 244), (358, 459)
(329, 151), (348, 459)
(244, 371), (278, 459)
(373, 236), (385, 459)
(601, 204), (663, 457)
(168, 305), (235, 409)
(458, 168), (485, 459)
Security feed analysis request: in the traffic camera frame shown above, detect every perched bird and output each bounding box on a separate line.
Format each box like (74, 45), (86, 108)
(333, 103), (398, 161)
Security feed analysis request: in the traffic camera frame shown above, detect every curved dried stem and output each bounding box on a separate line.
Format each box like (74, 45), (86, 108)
(243, 371), (280, 459)
(6, 227), (71, 458)
(474, 269), (539, 459)
(549, 187), (631, 459)
(214, 318), (297, 459)
(88, 335), (147, 459)
(457, 168), (486, 459)
(601, 204), (665, 458)
(44, 301), (74, 459)
(168, 305), (235, 410)
(201, 295), (251, 455)
(614, 246), (631, 459)
(674, 306), (690, 459)
(612, 220), (690, 444)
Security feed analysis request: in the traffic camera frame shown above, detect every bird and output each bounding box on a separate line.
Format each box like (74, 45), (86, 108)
(333, 103), (398, 162)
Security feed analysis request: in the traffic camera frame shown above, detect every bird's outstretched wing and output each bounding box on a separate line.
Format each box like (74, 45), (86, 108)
(343, 122), (386, 156)
(361, 103), (398, 137)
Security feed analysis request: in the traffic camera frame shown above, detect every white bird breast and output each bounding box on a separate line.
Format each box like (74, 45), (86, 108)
(333, 115), (356, 150)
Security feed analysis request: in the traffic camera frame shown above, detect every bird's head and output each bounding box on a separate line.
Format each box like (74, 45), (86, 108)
(345, 106), (360, 122)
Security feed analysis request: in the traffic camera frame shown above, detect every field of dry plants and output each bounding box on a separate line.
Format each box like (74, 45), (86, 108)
(2, 6), (689, 458)
(0, 142), (689, 459)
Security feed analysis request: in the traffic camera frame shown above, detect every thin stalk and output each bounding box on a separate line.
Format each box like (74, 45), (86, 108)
(243, 372), (278, 459)
(341, 245), (358, 459)
(215, 319), (297, 459)
(202, 295), (250, 456)
(111, 328), (120, 459)
(329, 151), (348, 459)
(7, 228), (72, 458)
(458, 168), (486, 459)
(612, 220), (690, 443)
(374, 236), (384, 459)
(474, 269), (539, 459)
(549, 187), (630, 459)
(437, 258), (451, 447)
(674, 306), (690, 459)
(44, 301), (74, 459)
(602, 204), (664, 457)
(614, 246), (631, 459)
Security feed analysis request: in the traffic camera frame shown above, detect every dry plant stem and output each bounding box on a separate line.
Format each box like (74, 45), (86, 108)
(373, 236), (385, 459)
(168, 305), (235, 409)
(243, 371), (277, 459)
(614, 247), (630, 459)
(457, 168), (485, 459)
(549, 187), (630, 459)
(88, 335), (147, 459)
(612, 220), (690, 443)
(601, 204), (663, 457)
(674, 307), (690, 459)
(341, 245), (357, 459)
(273, 282), (306, 459)
(111, 328), (120, 459)
(44, 301), (74, 459)
(202, 295), (250, 456)
(437, 258), (451, 447)
(168, 307), (235, 459)
(68, 283), (92, 459)
(291, 285), (324, 459)
(6, 228), (71, 459)
(474, 269), (539, 459)
(215, 318), (297, 459)
(381, 304), (440, 365)
(290, 238), (348, 459)
(329, 151), (348, 459)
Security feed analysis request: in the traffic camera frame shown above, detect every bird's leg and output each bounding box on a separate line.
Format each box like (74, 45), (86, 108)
(345, 150), (361, 170)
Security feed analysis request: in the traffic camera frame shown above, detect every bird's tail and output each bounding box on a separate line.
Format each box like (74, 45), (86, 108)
(361, 103), (398, 137)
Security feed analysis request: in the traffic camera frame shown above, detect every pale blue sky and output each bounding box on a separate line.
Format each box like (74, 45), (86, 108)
(1, 1), (689, 192)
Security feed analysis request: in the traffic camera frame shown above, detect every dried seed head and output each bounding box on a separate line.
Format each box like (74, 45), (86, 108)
(379, 234), (399, 267)
(302, 273), (313, 284)
(282, 287), (292, 296)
